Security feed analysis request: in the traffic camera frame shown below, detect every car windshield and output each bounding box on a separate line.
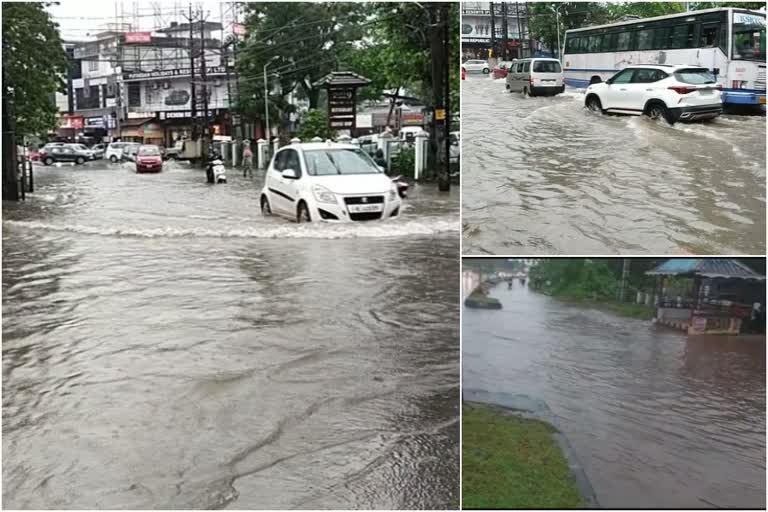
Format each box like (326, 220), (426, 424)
(138, 146), (160, 156)
(533, 61), (561, 73)
(732, 13), (765, 61)
(675, 68), (717, 84)
(304, 148), (382, 176)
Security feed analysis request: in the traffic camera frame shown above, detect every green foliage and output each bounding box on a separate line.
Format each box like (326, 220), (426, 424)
(463, 404), (583, 509)
(295, 109), (335, 141)
(606, 2), (686, 20)
(238, 2), (369, 113)
(390, 145), (415, 178)
(2, 2), (68, 137)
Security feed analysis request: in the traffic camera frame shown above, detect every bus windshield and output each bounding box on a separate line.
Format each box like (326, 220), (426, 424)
(732, 12), (766, 61)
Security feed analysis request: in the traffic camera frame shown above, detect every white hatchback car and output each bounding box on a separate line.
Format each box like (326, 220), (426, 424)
(260, 142), (402, 223)
(584, 64), (722, 124)
(463, 59), (490, 74)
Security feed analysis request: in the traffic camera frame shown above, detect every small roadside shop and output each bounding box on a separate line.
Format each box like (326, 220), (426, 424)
(646, 259), (765, 335)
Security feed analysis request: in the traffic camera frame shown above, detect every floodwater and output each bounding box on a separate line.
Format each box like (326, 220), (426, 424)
(463, 282), (766, 509)
(2, 161), (460, 509)
(461, 75), (767, 255)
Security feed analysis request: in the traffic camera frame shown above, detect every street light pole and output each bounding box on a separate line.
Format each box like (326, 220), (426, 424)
(263, 56), (279, 142)
(550, 4), (563, 62)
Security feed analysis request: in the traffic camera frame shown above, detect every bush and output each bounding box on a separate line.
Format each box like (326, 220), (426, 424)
(296, 110), (335, 141)
(390, 145), (415, 178)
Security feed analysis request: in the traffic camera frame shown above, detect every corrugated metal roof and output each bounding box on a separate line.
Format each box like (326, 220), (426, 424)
(647, 258), (765, 280)
(312, 71), (371, 88)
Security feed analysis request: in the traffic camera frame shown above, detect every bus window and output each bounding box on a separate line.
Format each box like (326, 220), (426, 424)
(699, 23), (719, 48)
(602, 33), (618, 52)
(652, 27), (669, 49)
(588, 34), (601, 52)
(636, 29), (653, 50)
(617, 31), (632, 51)
(732, 13), (766, 61)
(668, 23), (694, 48)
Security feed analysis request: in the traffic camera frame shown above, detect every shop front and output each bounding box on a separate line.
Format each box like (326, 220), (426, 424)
(119, 117), (155, 143)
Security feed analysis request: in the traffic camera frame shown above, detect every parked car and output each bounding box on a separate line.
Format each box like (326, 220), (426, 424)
(260, 142), (402, 223)
(90, 143), (105, 159)
(492, 61), (516, 79)
(106, 142), (128, 163)
(449, 131), (460, 165)
(584, 64), (723, 124)
(122, 143), (142, 162)
(463, 59), (490, 74)
(66, 143), (97, 160)
(39, 144), (90, 165)
(506, 58), (564, 96)
(135, 145), (163, 173)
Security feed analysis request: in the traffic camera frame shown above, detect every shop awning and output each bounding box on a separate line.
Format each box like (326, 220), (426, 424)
(646, 259), (765, 280)
(121, 117), (155, 128)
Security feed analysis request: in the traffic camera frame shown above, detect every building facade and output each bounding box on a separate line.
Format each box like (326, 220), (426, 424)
(55, 21), (236, 147)
(461, 2), (545, 61)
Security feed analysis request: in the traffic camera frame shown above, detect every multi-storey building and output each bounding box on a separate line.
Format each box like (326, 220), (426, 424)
(56, 20), (236, 147)
(461, 2), (546, 61)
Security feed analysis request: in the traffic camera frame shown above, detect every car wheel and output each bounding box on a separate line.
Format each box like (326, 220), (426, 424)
(75, 157), (85, 165)
(585, 95), (603, 113)
(44, 157), (53, 166)
(482, 68), (490, 74)
(109, 155), (118, 163)
(296, 201), (311, 223)
(505, 83), (511, 91)
(646, 102), (674, 124)
(523, 87), (532, 97)
(261, 195), (272, 216)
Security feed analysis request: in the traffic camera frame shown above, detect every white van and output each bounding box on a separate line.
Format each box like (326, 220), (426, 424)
(505, 58), (565, 97)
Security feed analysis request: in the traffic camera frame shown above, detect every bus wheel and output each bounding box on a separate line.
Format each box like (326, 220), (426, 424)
(589, 76), (602, 85)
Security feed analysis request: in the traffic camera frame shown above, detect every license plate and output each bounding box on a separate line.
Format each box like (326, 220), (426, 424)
(700, 89), (713, 95)
(348, 203), (383, 213)
(760, 97), (766, 104)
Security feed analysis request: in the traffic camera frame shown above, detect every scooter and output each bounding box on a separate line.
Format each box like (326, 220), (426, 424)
(392, 175), (409, 199)
(206, 154), (227, 184)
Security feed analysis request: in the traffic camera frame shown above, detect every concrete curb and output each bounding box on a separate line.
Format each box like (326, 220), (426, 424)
(464, 388), (599, 508)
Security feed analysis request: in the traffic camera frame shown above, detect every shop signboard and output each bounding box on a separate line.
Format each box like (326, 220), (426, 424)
(123, 66), (228, 81)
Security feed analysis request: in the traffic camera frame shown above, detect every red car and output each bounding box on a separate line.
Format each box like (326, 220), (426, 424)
(492, 61), (516, 79)
(135, 145), (163, 173)
(461, 66), (466, 80)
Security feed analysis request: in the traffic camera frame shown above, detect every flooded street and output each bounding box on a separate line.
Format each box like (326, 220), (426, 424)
(2, 162), (460, 509)
(463, 283), (766, 509)
(461, 76), (766, 255)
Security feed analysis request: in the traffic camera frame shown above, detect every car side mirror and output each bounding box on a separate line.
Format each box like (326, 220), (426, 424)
(605, 79), (613, 85)
(377, 165), (385, 173)
(281, 168), (299, 179)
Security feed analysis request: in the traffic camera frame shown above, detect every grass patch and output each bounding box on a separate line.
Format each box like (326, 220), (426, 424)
(462, 403), (583, 509)
(540, 291), (655, 321)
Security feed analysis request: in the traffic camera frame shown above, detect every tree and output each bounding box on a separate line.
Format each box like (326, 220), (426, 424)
(607, 2), (686, 20)
(295, 109), (335, 141)
(2, 2), (68, 137)
(528, 3), (610, 57)
(238, 2), (369, 111)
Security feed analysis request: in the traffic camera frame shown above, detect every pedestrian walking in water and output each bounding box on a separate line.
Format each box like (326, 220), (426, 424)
(243, 140), (253, 178)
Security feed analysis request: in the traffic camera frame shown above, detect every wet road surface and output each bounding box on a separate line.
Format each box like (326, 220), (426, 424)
(2, 161), (460, 509)
(462, 76), (767, 255)
(463, 282), (766, 508)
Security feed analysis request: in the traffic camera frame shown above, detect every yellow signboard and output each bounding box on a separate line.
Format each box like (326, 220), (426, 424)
(435, 109), (446, 121)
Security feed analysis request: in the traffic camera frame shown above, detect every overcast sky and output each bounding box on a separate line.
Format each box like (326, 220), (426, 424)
(47, 1), (237, 41)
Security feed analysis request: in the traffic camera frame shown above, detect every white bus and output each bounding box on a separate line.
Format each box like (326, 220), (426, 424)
(562, 8), (765, 109)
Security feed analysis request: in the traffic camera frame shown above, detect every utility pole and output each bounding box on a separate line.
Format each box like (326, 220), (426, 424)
(199, 11), (210, 149)
(489, 2), (496, 59)
(618, 258), (631, 303)
(501, 2), (509, 61)
(515, 2), (523, 59)
(185, 4), (198, 140)
(428, 3), (450, 192)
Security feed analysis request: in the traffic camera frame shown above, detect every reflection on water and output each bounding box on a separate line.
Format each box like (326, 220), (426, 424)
(2, 163), (459, 509)
(461, 76), (767, 255)
(463, 283), (766, 508)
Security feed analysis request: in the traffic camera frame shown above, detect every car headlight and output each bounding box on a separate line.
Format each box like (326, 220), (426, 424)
(388, 184), (398, 202)
(312, 184), (336, 204)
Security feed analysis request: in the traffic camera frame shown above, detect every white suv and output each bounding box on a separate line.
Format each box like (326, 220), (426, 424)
(584, 64), (722, 124)
(260, 142), (402, 223)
